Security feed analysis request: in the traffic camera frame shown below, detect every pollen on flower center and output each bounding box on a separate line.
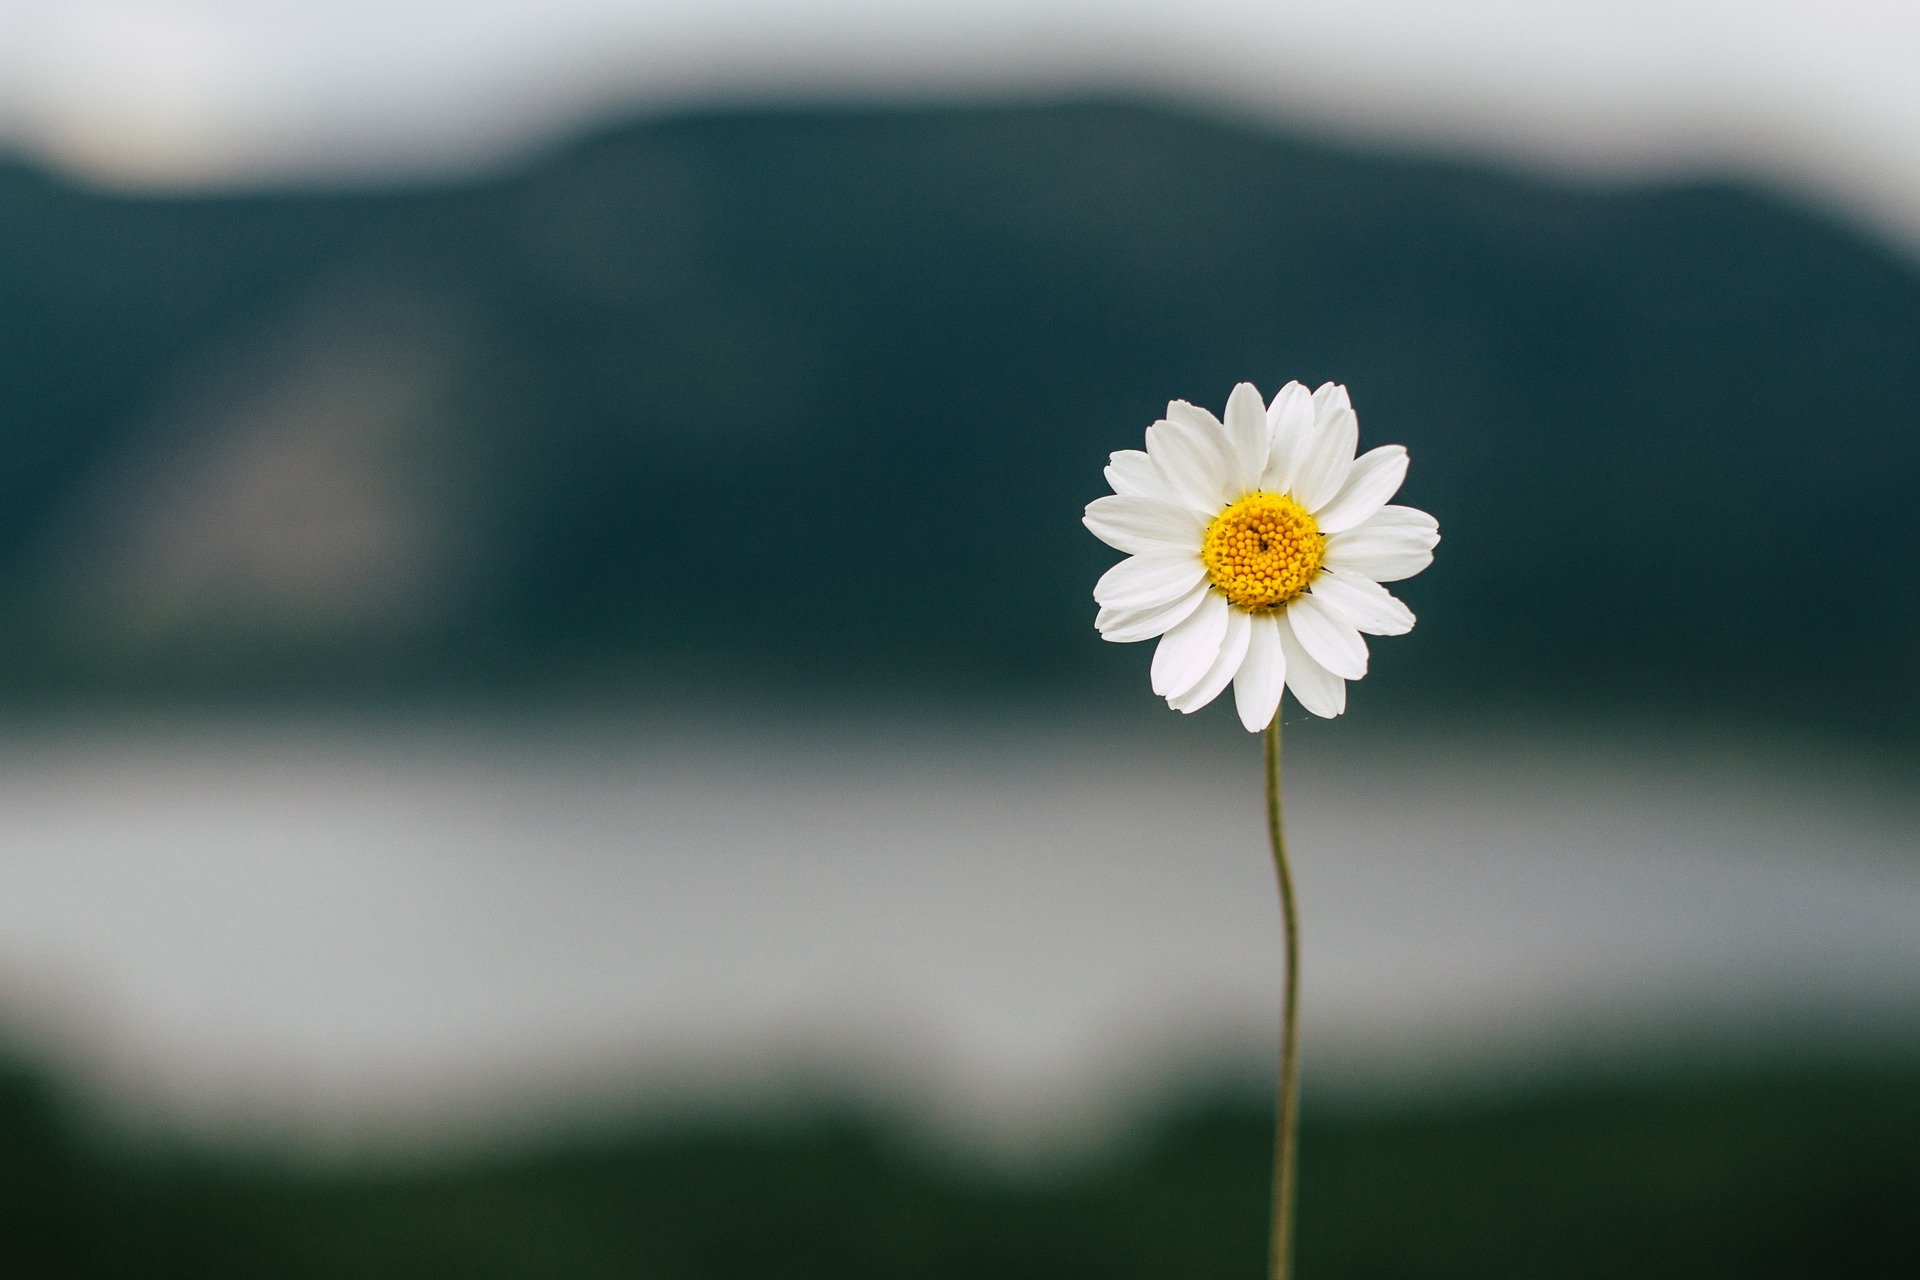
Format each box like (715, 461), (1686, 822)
(1200, 493), (1326, 611)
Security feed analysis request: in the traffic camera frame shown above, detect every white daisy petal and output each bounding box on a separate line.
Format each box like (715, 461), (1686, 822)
(1311, 382), (1351, 419)
(1309, 568), (1415, 636)
(1277, 611), (1347, 718)
(1282, 592), (1368, 679)
(1364, 504), (1440, 535)
(1323, 536), (1434, 584)
(1169, 606), (1251, 713)
(1104, 449), (1176, 503)
(1083, 493), (1205, 555)
(1233, 612), (1286, 732)
(1324, 510), (1439, 583)
(1312, 444), (1408, 533)
(1222, 382), (1269, 492)
(1097, 581), (1209, 643)
(1150, 591), (1229, 698)
(1146, 413), (1232, 514)
(1094, 552), (1206, 611)
(1261, 382), (1314, 491)
(1164, 399), (1218, 433)
(1289, 406), (1358, 512)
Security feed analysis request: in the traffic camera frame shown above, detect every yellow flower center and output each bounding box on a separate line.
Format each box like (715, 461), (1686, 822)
(1200, 493), (1326, 611)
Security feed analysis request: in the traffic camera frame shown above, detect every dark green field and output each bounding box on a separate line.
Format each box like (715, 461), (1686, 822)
(4, 1056), (1914, 1278)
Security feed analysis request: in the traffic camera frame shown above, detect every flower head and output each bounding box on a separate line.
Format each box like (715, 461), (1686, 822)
(1085, 382), (1438, 727)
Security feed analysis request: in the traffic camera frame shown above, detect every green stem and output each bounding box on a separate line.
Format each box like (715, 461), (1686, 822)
(1264, 717), (1302, 1280)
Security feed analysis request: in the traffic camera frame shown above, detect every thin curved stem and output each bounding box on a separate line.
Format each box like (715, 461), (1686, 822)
(1264, 717), (1302, 1280)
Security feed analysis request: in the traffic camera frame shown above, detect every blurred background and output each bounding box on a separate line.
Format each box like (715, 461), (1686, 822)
(0, 0), (1916, 1274)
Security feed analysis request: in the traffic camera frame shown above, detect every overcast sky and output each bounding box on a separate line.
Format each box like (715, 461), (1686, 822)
(3, 1), (1920, 249)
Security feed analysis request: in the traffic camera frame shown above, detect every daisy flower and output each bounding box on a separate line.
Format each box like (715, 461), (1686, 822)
(1085, 382), (1437, 727)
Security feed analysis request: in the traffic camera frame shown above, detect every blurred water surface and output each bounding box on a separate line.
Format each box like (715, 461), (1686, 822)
(0, 711), (1911, 1154)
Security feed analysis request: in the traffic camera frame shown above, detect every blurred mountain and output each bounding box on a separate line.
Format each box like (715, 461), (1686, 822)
(0, 99), (1914, 733)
